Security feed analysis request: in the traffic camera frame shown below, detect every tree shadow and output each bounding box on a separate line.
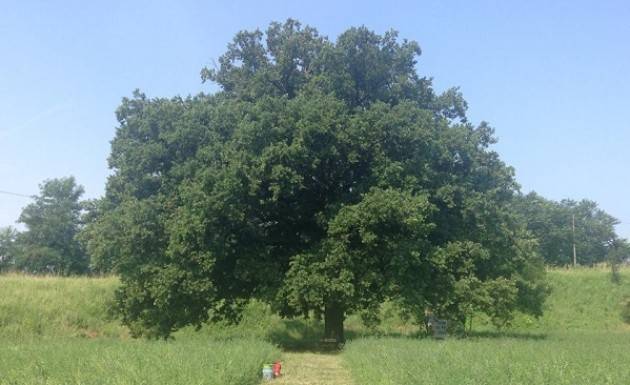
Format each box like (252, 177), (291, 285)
(267, 318), (428, 352)
(267, 317), (548, 352)
(463, 330), (548, 340)
(267, 318), (330, 352)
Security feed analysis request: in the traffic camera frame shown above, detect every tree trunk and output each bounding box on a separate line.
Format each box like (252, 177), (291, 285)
(323, 302), (345, 344)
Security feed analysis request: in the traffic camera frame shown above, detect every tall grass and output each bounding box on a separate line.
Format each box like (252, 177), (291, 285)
(0, 274), (280, 385)
(0, 273), (124, 339)
(343, 333), (630, 385)
(2, 267), (629, 384)
(343, 267), (630, 385)
(0, 338), (278, 385)
(511, 267), (630, 331)
(8, 268), (626, 343)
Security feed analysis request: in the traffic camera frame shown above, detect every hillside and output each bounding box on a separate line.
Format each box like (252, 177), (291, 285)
(517, 267), (630, 331)
(0, 274), (124, 339)
(1, 267), (629, 339)
(1, 268), (630, 385)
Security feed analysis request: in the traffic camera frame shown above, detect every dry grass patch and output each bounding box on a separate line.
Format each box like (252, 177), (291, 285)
(272, 352), (354, 385)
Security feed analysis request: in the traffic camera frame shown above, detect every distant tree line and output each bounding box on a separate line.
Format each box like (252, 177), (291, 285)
(513, 192), (629, 267)
(2, 179), (625, 276)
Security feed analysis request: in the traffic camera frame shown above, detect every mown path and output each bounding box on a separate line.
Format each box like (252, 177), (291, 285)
(270, 351), (354, 385)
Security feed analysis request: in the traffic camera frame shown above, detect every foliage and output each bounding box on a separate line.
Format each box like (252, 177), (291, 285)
(607, 237), (629, 283)
(85, 20), (547, 339)
(401, 239), (548, 330)
(514, 192), (619, 266)
(0, 227), (17, 272)
(76, 198), (121, 273)
(14, 177), (88, 275)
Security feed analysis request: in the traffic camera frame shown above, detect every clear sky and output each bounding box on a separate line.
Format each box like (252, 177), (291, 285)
(1, 0), (629, 237)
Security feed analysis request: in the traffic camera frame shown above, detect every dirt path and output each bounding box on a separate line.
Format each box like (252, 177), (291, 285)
(270, 351), (354, 385)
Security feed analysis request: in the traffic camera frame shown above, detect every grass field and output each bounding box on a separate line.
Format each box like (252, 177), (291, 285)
(0, 338), (278, 385)
(0, 274), (279, 385)
(342, 267), (630, 385)
(1, 267), (629, 384)
(0, 274), (123, 339)
(344, 333), (630, 385)
(509, 267), (630, 331)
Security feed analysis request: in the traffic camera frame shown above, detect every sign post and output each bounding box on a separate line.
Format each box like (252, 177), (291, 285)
(432, 318), (447, 339)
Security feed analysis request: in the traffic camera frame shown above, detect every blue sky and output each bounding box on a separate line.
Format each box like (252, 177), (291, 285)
(1, 0), (629, 237)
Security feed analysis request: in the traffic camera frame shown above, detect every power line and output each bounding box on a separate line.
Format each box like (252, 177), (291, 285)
(0, 189), (34, 199)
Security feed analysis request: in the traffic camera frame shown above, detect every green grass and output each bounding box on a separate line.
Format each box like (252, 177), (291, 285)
(0, 274), (280, 385)
(0, 338), (278, 385)
(342, 267), (630, 385)
(480, 266), (630, 332)
(525, 267), (630, 331)
(1, 267), (629, 384)
(0, 273), (124, 339)
(343, 333), (630, 385)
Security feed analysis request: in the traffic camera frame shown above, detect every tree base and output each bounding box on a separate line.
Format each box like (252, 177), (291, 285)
(323, 303), (345, 345)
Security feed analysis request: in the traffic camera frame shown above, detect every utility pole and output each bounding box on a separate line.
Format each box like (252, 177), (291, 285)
(572, 214), (577, 267)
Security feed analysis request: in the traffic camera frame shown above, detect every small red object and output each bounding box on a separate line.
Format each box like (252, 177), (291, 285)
(272, 361), (282, 377)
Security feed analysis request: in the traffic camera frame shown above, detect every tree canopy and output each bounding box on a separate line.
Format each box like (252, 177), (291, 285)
(514, 192), (620, 266)
(0, 227), (17, 272)
(15, 177), (88, 275)
(86, 20), (548, 340)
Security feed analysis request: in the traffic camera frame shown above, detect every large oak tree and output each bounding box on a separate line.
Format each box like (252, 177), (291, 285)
(86, 20), (547, 340)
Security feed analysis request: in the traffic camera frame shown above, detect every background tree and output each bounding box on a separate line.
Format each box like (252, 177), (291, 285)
(76, 198), (117, 273)
(86, 20), (548, 340)
(514, 192), (619, 266)
(15, 177), (88, 275)
(607, 237), (629, 283)
(0, 227), (18, 272)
